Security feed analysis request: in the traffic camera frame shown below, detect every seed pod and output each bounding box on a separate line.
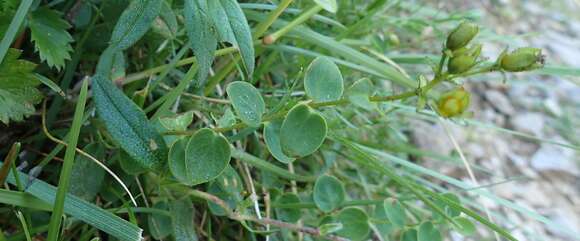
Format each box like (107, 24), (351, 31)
(448, 55), (476, 74)
(446, 22), (479, 51)
(437, 87), (471, 118)
(499, 47), (544, 72)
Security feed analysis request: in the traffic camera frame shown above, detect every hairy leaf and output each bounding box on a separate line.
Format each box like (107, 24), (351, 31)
(184, 0), (217, 86)
(92, 74), (168, 171)
(208, 0), (255, 75)
(0, 49), (42, 124)
(109, 0), (162, 51)
(28, 8), (73, 70)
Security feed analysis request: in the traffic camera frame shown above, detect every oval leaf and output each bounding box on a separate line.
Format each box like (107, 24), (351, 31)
(313, 175), (345, 212)
(384, 198), (406, 228)
(336, 208), (370, 241)
(264, 120), (295, 163)
(280, 104), (327, 157)
(314, 0), (338, 13)
(184, 0), (217, 86)
(92, 74), (168, 171)
(169, 128), (231, 185)
(304, 57), (344, 102)
(418, 222), (442, 241)
(109, 0), (162, 51)
(226, 81), (265, 127)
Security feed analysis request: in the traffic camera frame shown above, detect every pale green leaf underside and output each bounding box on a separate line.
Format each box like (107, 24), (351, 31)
(226, 81), (265, 127)
(305, 57), (344, 102)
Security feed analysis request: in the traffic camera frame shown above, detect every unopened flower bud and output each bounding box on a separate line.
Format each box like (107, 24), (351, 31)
(437, 87), (471, 118)
(448, 55), (476, 74)
(446, 22), (479, 51)
(499, 47), (544, 72)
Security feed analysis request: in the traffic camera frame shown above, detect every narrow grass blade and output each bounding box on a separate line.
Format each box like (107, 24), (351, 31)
(3, 162), (143, 241)
(46, 79), (89, 241)
(0, 189), (52, 211)
(0, 0), (34, 63)
(15, 211), (32, 241)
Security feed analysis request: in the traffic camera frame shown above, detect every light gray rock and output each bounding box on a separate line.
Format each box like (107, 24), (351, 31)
(530, 141), (579, 176)
(485, 90), (516, 115)
(510, 112), (545, 137)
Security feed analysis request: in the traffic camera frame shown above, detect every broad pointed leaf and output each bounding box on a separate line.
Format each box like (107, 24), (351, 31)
(92, 74), (168, 171)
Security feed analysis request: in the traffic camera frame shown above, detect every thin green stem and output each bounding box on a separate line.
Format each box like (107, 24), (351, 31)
(253, 0), (294, 39)
(230, 149), (316, 182)
(267, 5), (323, 42)
(0, 0), (33, 63)
(46, 79), (89, 241)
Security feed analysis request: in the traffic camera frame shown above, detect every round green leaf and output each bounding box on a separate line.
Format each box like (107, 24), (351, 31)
(401, 228), (418, 241)
(418, 222), (442, 241)
(226, 81), (265, 127)
(274, 193), (302, 223)
(280, 104), (327, 157)
(169, 128), (231, 185)
(452, 217), (476, 236)
(304, 57), (344, 102)
(336, 208), (370, 241)
(264, 120), (296, 163)
(384, 198), (406, 228)
(214, 165), (243, 195)
(313, 175), (345, 212)
(314, 0), (338, 13)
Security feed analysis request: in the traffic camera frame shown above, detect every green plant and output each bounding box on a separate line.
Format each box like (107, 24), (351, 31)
(1, 1), (576, 241)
